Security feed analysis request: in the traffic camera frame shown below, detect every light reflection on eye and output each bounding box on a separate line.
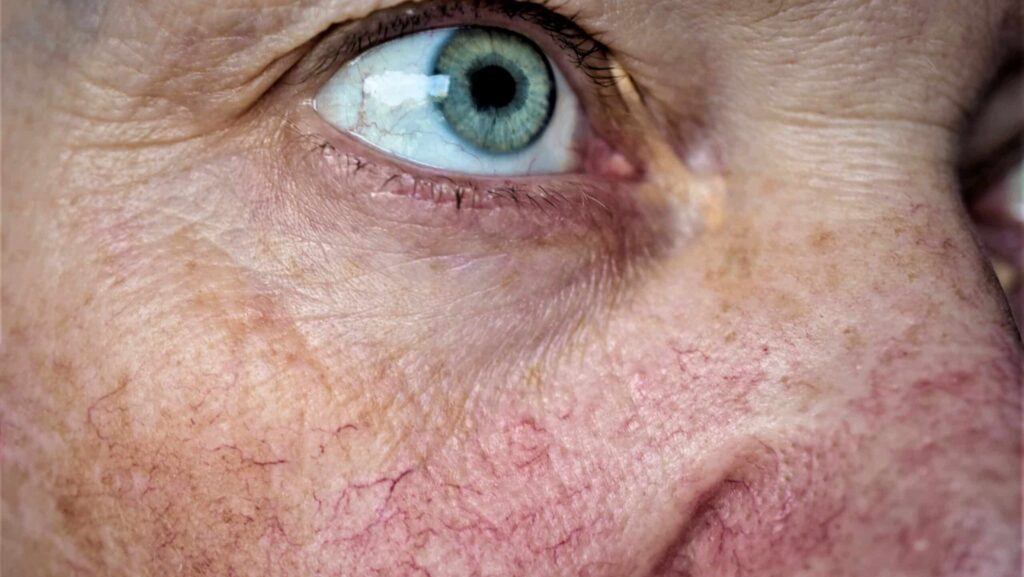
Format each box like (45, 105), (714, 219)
(314, 26), (581, 176)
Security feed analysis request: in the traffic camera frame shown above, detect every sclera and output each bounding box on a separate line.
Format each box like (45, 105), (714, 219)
(314, 27), (581, 176)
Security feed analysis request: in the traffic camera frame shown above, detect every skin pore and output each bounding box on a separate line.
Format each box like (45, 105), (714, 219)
(1, 0), (1021, 576)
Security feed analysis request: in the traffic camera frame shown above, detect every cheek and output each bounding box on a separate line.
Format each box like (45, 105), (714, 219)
(2, 282), (817, 577)
(5, 139), (1018, 577)
(5, 250), (1017, 577)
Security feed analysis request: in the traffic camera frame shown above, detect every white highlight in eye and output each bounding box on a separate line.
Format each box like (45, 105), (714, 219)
(314, 28), (580, 176)
(363, 72), (450, 107)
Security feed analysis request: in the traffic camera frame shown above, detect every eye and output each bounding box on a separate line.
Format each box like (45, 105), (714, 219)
(314, 26), (581, 176)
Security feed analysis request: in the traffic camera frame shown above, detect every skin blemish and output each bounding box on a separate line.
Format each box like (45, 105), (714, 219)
(809, 227), (837, 253)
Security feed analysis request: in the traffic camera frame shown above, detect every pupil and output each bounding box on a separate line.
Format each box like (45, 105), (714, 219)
(468, 65), (517, 109)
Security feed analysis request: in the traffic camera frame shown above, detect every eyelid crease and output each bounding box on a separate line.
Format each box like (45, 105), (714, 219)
(295, 0), (623, 91)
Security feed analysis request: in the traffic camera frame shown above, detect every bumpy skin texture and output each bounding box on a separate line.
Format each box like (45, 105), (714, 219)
(1, 1), (1021, 576)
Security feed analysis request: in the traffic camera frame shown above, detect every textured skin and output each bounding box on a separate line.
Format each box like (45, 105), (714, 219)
(2, 1), (1021, 576)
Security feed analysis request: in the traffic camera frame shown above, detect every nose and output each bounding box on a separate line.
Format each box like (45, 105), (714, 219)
(553, 40), (1024, 571)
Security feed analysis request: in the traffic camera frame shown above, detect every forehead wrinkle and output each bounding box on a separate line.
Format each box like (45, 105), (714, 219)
(44, 0), (426, 136)
(560, 0), (1013, 135)
(87, 0), (627, 78)
(92, 0), (410, 71)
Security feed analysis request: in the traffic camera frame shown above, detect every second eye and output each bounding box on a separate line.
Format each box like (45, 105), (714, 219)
(314, 26), (582, 176)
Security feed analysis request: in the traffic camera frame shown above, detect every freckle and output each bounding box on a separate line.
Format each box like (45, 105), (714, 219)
(6, 322), (26, 340)
(56, 494), (83, 527)
(842, 326), (864, 351)
(953, 286), (970, 303)
(809, 228), (837, 253)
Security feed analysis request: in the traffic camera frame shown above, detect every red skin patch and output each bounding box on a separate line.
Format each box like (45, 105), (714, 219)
(4, 304), (1019, 577)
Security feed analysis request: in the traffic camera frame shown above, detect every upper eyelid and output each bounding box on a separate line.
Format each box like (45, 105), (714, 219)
(292, 0), (622, 90)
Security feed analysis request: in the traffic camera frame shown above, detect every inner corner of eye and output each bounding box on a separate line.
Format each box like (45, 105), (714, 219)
(312, 25), (591, 177)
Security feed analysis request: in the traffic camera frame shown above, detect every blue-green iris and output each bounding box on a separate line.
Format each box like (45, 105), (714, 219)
(433, 28), (556, 154)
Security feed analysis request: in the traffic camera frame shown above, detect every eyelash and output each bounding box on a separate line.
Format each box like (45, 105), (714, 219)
(304, 0), (622, 91)
(280, 0), (642, 222)
(289, 121), (626, 217)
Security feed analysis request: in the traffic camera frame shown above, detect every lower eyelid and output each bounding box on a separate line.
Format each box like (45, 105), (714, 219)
(281, 108), (654, 242)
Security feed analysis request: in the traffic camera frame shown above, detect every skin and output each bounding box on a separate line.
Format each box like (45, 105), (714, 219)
(2, 0), (1021, 576)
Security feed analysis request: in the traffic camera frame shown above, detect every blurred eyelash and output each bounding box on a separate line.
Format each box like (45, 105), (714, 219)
(285, 117), (617, 216)
(304, 0), (622, 89)
(321, 137), (613, 214)
(493, 1), (621, 87)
